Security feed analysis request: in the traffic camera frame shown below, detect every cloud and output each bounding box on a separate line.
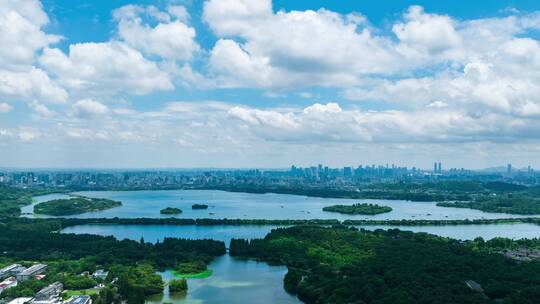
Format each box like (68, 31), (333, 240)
(0, 0), (61, 70)
(0, 67), (68, 103)
(39, 42), (173, 96)
(0, 102), (12, 113)
(393, 6), (461, 58)
(227, 102), (540, 144)
(0, 0), (66, 104)
(204, 0), (397, 89)
(18, 128), (40, 142)
(29, 101), (56, 117)
(113, 4), (200, 61)
(71, 99), (109, 117)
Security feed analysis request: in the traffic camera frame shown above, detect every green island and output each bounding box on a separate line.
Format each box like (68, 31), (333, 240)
(231, 225), (540, 304)
(33, 196), (122, 216)
(173, 261), (213, 279)
(192, 204), (209, 209)
(160, 207), (183, 214)
(323, 203), (392, 215)
(168, 279), (188, 293)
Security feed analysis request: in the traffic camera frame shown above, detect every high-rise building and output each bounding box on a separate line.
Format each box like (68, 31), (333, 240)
(438, 162), (442, 173)
(434, 162), (438, 173)
(507, 164), (512, 174)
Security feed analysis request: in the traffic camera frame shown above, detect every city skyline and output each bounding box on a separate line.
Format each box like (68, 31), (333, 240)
(2, 0), (540, 168)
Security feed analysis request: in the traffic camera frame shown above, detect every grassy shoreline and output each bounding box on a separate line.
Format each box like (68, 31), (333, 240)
(172, 269), (213, 279)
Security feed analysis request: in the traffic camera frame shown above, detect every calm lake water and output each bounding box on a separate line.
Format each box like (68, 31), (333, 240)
(62, 224), (281, 244)
(25, 190), (533, 220)
(146, 255), (300, 304)
(62, 222), (540, 243)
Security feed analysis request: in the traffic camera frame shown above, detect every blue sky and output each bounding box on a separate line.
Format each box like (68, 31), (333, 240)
(1, 0), (540, 169)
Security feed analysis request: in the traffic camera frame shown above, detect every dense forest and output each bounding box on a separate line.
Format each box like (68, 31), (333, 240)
(34, 197), (122, 216)
(230, 226), (540, 304)
(323, 203), (392, 215)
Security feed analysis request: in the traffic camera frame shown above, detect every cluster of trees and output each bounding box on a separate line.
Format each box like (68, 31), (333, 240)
(174, 261), (207, 274)
(192, 204), (209, 209)
(34, 197), (122, 216)
(114, 264), (164, 303)
(230, 225), (540, 303)
(437, 195), (540, 215)
(169, 279), (188, 293)
(323, 203), (392, 215)
(0, 227), (225, 269)
(160, 207), (182, 214)
(342, 218), (534, 226)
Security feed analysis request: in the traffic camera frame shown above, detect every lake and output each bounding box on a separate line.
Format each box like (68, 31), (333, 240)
(25, 189), (533, 220)
(62, 222), (540, 243)
(147, 255), (300, 304)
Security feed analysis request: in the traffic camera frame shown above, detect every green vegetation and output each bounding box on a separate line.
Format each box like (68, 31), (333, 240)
(115, 264), (164, 302)
(55, 217), (340, 227)
(160, 207), (182, 215)
(231, 225), (540, 303)
(173, 269), (213, 279)
(174, 261), (207, 274)
(192, 204), (208, 209)
(168, 279), (188, 293)
(34, 197), (121, 216)
(64, 289), (99, 297)
(437, 195), (540, 215)
(0, 185), (34, 218)
(323, 203), (392, 215)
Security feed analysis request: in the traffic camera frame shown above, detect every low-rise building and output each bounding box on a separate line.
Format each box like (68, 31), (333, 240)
(7, 297), (33, 304)
(34, 282), (63, 301)
(0, 264), (24, 279)
(16, 264), (47, 281)
(0, 277), (18, 294)
(63, 295), (92, 304)
(92, 270), (108, 281)
(32, 298), (63, 304)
